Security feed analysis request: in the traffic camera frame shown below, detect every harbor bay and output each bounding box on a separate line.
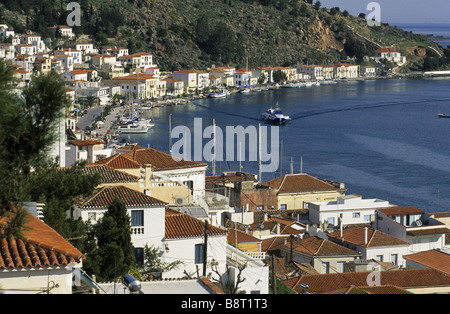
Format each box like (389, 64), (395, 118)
(128, 78), (450, 213)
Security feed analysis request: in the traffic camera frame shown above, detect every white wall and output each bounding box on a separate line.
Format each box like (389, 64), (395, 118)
(164, 235), (227, 280)
(0, 266), (79, 294)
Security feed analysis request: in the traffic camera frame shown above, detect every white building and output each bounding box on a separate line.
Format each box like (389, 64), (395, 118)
(73, 185), (167, 258)
(172, 69), (198, 94)
(374, 47), (406, 66)
(20, 35), (46, 53)
(75, 43), (97, 55)
(14, 44), (37, 56)
(64, 69), (88, 82)
(298, 65), (324, 81)
(308, 194), (394, 228)
(55, 48), (82, 64)
(234, 69), (251, 89)
(360, 66), (376, 77)
(164, 211), (228, 281)
(48, 25), (74, 39)
(376, 206), (450, 254)
(0, 24), (14, 41)
(328, 226), (411, 268)
(54, 54), (74, 71)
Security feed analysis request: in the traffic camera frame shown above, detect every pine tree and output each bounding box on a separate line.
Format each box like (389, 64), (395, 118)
(0, 59), (69, 238)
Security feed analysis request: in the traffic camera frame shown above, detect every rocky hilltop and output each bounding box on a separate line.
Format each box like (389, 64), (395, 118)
(0, 0), (443, 71)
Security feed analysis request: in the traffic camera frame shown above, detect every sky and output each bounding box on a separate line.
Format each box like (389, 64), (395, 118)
(319, 0), (450, 25)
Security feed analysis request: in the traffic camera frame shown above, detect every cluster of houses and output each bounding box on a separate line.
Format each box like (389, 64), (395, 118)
(1, 23), (406, 112)
(2, 23), (447, 295)
(1, 146), (449, 294)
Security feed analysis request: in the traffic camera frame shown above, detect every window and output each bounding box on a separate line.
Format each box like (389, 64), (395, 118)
(88, 212), (96, 221)
(353, 212), (360, 218)
(327, 217), (335, 226)
(195, 244), (204, 264)
(134, 248), (144, 267)
(321, 262), (330, 274)
(364, 215), (371, 222)
(390, 254), (398, 265)
(256, 205), (264, 211)
(337, 262), (345, 273)
(376, 255), (384, 262)
(280, 204), (287, 210)
(131, 210), (144, 227)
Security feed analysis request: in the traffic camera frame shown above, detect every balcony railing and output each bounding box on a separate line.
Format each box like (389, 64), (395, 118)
(131, 227), (144, 235)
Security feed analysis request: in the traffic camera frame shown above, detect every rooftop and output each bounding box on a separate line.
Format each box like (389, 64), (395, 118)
(328, 226), (410, 248)
(284, 268), (450, 294)
(404, 249), (450, 275)
(165, 211), (227, 240)
(78, 185), (166, 209)
(263, 173), (340, 194)
(0, 210), (84, 269)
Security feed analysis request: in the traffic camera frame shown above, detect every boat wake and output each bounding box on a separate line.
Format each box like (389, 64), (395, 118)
(290, 97), (450, 120)
(191, 101), (261, 121)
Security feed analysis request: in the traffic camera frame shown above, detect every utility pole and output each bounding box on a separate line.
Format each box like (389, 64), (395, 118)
(203, 220), (209, 276)
(289, 235), (294, 264)
(271, 255), (277, 294)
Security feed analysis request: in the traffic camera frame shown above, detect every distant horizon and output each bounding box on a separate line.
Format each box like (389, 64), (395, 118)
(319, 0), (450, 24)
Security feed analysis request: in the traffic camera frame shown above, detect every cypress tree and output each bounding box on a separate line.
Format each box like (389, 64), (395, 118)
(94, 197), (135, 282)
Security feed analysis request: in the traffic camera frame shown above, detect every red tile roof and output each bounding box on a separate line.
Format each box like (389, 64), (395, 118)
(263, 173), (339, 194)
(328, 226), (410, 248)
(83, 165), (140, 184)
(378, 206), (425, 216)
(227, 228), (261, 243)
(404, 249), (450, 275)
(70, 139), (105, 146)
(79, 186), (166, 209)
(121, 147), (208, 171)
(323, 284), (413, 294)
(165, 211), (227, 239)
(284, 236), (361, 257)
(284, 268), (450, 294)
(0, 210), (84, 269)
(92, 153), (141, 169)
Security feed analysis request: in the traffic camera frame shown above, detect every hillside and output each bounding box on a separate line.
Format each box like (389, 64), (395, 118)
(0, 0), (443, 71)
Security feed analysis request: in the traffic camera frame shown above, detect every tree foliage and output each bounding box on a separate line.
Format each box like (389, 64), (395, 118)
(90, 197), (135, 282)
(0, 59), (69, 237)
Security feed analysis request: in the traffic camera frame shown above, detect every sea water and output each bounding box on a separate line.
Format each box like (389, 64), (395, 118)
(128, 78), (450, 213)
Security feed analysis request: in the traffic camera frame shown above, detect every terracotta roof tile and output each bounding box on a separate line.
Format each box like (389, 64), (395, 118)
(227, 228), (261, 243)
(121, 147), (208, 171)
(378, 206), (425, 216)
(79, 186), (166, 209)
(83, 165), (139, 184)
(323, 285), (413, 294)
(92, 153), (141, 169)
(404, 249), (450, 275)
(165, 212), (227, 239)
(285, 268), (450, 294)
(0, 210), (84, 269)
(328, 226), (410, 248)
(263, 173), (339, 194)
(284, 236), (360, 257)
(70, 139), (105, 146)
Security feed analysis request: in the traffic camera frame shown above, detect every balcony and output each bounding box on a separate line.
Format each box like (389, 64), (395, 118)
(131, 227), (144, 235)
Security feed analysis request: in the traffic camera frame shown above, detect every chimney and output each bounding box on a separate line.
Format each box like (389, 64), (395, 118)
(364, 227), (368, 245)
